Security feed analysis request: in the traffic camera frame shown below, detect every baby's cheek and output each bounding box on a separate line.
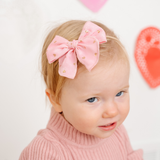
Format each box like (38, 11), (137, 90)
(120, 104), (130, 120)
(73, 116), (96, 131)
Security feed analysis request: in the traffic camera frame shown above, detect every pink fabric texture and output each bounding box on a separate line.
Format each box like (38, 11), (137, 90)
(19, 109), (143, 160)
(46, 21), (107, 79)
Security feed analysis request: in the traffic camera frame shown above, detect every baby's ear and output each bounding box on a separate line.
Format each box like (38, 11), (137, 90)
(45, 88), (62, 112)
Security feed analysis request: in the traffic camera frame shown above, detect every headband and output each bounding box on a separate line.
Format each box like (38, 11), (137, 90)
(46, 21), (107, 79)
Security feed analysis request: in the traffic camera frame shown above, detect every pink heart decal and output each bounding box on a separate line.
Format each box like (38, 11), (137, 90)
(79, 0), (107, 12)
(135, 27), (160, 88)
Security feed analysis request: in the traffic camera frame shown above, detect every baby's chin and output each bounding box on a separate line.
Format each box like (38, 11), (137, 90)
(91, 127), (118, 139)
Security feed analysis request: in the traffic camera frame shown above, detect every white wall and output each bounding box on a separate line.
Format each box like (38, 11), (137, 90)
(0, 0), (160, 159)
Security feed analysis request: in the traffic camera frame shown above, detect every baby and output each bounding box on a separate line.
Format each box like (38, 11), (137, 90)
(19, 20), (143, 160)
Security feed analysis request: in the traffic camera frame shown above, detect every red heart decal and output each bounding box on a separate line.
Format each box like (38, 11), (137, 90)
(135, 27), (160, 88)
(79, 0), (107, 12)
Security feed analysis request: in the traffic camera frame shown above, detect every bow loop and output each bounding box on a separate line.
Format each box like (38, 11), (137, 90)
(78, 21), (106, 44)
(46, 35), (69, 64)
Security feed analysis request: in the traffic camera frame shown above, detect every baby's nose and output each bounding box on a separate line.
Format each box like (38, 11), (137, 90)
(102, 101), (119, 118)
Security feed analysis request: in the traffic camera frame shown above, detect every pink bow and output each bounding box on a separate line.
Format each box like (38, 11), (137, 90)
(46, 21), (107, 79)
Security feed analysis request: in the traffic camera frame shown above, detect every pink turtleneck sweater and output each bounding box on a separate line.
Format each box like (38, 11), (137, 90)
(19, 109), (143, 160)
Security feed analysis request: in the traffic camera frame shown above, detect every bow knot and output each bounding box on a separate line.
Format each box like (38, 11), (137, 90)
(68, 40), (78, 49)
(46, 21), (107, 79)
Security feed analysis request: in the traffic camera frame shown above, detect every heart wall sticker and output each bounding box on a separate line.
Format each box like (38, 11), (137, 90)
(79, 0), (107, 12)
(135, 27), (160, 88)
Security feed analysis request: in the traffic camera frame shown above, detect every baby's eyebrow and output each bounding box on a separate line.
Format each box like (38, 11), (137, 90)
(78, 91), (100, 98)
(121, 85), (130, 90)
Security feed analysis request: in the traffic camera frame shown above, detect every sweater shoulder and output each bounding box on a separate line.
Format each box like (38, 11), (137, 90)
(19, 129), (63, 160)
(114, 124), (144, 160)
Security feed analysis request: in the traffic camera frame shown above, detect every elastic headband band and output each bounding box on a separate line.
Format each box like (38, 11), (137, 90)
(106, 35), (127, 54)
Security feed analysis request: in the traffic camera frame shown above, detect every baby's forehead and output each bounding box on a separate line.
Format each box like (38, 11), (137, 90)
(64, 59), (129, 90)
(76, 58), (127, 76)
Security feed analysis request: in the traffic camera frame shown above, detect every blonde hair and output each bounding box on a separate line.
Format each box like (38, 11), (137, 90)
(41, 20), (129, 104)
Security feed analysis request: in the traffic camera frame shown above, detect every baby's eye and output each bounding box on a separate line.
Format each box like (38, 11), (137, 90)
(116, 91), (124, 97)
(87, 97), (97, 103)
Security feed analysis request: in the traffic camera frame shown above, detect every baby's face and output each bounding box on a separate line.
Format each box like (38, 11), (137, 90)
(59, 59), (130, 138)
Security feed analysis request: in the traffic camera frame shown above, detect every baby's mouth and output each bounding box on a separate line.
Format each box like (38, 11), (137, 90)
(103, 123), (114, 126)
(98, 122), (117, 131)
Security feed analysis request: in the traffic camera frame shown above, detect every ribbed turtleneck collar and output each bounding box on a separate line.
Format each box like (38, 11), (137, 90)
(46, 108), (108, 147)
